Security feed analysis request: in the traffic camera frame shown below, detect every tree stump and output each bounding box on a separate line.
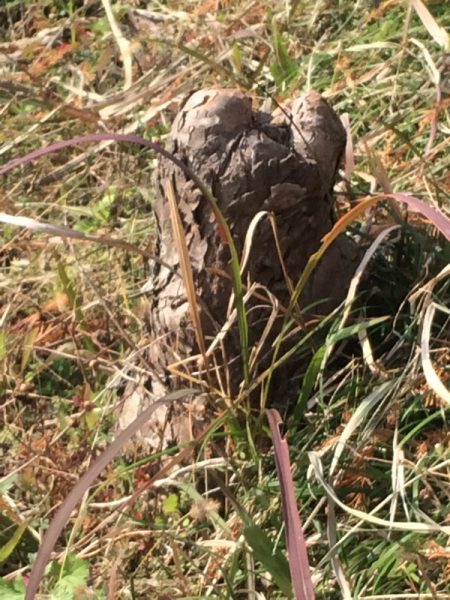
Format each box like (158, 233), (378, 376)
(119, 89), (360, 448)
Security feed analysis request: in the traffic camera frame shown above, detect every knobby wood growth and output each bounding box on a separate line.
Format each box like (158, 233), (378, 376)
(119, 89), (360, 447)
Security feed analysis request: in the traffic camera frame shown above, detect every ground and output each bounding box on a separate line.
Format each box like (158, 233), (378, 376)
(1, 1), (450, 599)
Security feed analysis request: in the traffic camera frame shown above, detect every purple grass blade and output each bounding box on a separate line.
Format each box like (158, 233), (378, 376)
(386, 192), (450, 242)
(0, 133), (212, 205)
(25, 389), (194, 600)
(266, 409), (315, 600)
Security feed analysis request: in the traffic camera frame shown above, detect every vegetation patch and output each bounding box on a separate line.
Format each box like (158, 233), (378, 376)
(1, 1), (449, 598)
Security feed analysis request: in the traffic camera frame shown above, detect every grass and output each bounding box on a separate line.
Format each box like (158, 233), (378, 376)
(1, 0), (450, 598)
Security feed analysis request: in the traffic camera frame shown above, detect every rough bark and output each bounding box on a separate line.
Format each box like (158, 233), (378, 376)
(119, 89), (360, 448)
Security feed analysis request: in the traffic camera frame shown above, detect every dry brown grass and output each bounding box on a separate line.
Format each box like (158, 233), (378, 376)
(1, 1), (450, 598)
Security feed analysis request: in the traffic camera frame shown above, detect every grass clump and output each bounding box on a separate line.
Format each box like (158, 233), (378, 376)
(1, 1), (449, 598)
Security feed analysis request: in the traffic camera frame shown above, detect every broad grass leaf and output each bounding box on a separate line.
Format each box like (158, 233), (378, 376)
(0, 522), (29, 564)
(326, 317), (388, 346)
(243, 524), (293, 597)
